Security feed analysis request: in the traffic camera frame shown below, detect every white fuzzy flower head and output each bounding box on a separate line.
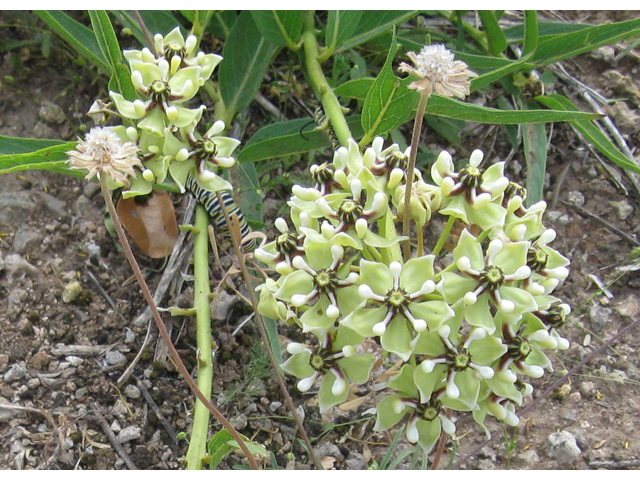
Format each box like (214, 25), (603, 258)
(398, 44), (477, 98)
(67, 127), (141, 187)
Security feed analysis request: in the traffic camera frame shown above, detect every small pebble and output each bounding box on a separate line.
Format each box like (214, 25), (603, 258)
(105, 351), (127, 366)
(4, 364), (28, 382)
(566, 190), (585, 207)
(117, 426), (141, 443)
(608, 200), (634, 220)
(124, 385), (141, 399)
(546, 430), (581, 466)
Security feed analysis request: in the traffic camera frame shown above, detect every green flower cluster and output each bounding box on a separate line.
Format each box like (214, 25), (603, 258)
(100, 28), (240, 197)
(257, 137), (570, 452)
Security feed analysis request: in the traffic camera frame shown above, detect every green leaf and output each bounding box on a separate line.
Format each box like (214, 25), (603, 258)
(220, 11), (281, 115)
(522, 10), (539, 57)
(522, 121), (547, 206)
(334, 77), (374, 101)
(531, 17), (640, 66)
(479, 11), (508, 56)
(34, 10), (109, 75)
(470, 55), (534, 93)
(0, 136), (65, 155)
(89, 11), (136, 100)
(251, 11), (303, 47)
(206, 429), (235, 469)
(425, 95), (603, 124)
(503, 21), (590, 42)
(336, 11), (418, 52)
(536, 94), (640, 175)
(238, 116), (364, 163)
(326, 11), (363, 52)
(207, 11), (237, 40)
(361, 29), (419, 141)
(0, 140), (85, 178)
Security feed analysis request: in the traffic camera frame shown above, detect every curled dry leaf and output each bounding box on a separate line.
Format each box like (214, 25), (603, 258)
(116, 190), (179, 258)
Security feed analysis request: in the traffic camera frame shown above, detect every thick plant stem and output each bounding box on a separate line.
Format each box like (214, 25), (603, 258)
(218, 197), (324, 471)
(99, 176), (259, 470)
(185, 205), (214, 469)
(301, 11), (352, 146)
(402, 92), (430, 261)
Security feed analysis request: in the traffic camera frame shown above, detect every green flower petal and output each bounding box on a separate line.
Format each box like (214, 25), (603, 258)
(400, 255), (435, 292)
(469, 335), (507, 365)
(414, 363), (446, 402)
(373, 394), (407, 432)
(380, 316), (414, 361)
(387, 364), (419, 397)
(318, 371), (349, 412)
(280, 351), (314, 379)
(121, 175), (152, 199)
(338, 354), (375, 385)
(416, 417), (442, 453)
(464, 295), (496, 332)
(359, 259), (393, 295)
(341, 307), (386, 337)
(453, 229), (484, 269)
(440, 272), (478, 304)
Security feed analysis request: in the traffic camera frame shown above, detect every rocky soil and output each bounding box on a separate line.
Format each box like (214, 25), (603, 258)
(1, 11), (640, 470)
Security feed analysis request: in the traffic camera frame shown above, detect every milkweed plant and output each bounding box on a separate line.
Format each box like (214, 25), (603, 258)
(256, 44), (571, 453)
(63, 23), (572, 460)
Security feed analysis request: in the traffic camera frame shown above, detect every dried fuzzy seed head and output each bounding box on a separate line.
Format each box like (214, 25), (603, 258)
(398, 44), (477, 98)
(67, 127), (141, 187)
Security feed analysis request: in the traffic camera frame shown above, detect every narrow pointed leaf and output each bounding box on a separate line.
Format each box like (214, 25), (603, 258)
(479, 11), (508, 56)
(0, 140), (84, 178)
(34, 10), (109, 74)
(237, 116), (364, 163)
(536, 94), (640, 175)
(362, 29), (419, 140)
(522, 121), (547, 206)
(522, 10), (539, 56)
(531, 17), (640, 66)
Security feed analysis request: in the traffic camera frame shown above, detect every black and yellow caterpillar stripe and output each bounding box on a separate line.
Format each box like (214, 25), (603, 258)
(186, 172), (256, 251)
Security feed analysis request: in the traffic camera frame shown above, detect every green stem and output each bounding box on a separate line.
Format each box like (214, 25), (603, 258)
(301, 11), (352, 146)
(378, 208), (402, 265)
(185, 205), (214, 469)
(402, 92), (430, 261)
(99, 176), (259, 470)
(432, 215), (456, 258)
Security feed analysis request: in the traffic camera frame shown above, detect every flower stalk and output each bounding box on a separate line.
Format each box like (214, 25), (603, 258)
(302, 11), (352, 147)
(185, 204), (215, 469)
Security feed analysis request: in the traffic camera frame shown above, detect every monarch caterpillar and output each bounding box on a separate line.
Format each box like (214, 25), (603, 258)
(186, 172), (257, 251)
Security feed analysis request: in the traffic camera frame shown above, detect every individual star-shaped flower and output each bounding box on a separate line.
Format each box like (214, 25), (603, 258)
(412, 324), (505, 409)
(373, 364), (456, 453)
(280, 326), (375, 412)
(439, 229), (538, 333)
(431, 149), (509, 230)
(492, 312), (557, 384)
(274, 241), (361, 331)
(165, 120), (240, 194)
(342, 256), (454, 360)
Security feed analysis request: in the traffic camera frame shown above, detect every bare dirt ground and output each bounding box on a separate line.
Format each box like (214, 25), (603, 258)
(1, 11), (640, 470)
